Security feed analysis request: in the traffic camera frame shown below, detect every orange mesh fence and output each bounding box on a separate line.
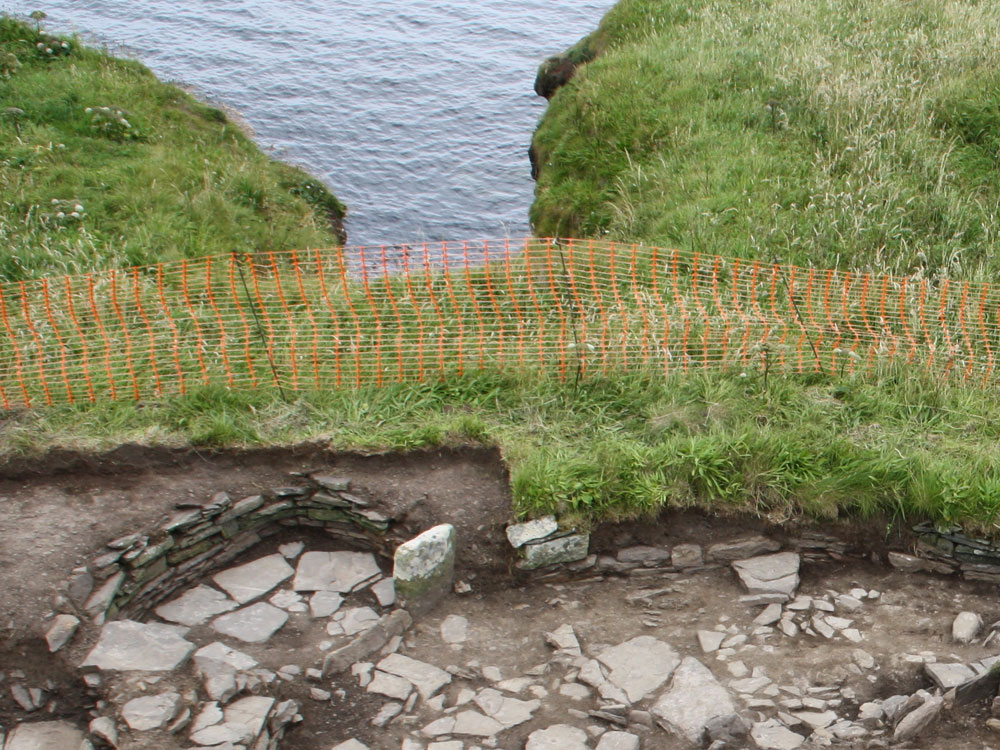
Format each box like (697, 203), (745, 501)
(1, 237), (999, 409)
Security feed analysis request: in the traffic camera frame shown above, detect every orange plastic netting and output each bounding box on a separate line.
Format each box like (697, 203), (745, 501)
(0, 238), (996, 408)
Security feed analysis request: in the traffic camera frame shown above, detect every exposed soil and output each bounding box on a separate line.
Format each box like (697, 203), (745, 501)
(2, 444), (1000, 749)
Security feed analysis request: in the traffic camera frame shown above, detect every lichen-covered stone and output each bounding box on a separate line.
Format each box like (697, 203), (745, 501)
(519, 533), (590, 570)
(393, 524), (456, 607)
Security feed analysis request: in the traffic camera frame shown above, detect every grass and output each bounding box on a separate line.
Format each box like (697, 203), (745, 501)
(0, 15), (344, 282)
(531, 0), (1000, 281)
(5, 7), (1000, 535)
(6, 364), (1000, 532)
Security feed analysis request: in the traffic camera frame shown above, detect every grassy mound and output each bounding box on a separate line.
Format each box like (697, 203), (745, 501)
(531, 0), (1000, 280)
(0, 15), (344, 281)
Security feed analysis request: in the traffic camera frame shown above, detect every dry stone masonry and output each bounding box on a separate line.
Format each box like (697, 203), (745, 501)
(12, 474), (1000, 749)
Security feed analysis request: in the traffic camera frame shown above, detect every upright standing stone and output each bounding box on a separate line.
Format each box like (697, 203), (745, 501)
(393, 524), (456, 610)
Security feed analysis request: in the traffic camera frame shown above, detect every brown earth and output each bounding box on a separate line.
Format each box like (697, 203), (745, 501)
(2, 445), (1000, 749)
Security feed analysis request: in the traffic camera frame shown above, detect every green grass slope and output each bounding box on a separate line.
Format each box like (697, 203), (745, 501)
(0, 15), (345, 281)
(531, 0), (1000, 280)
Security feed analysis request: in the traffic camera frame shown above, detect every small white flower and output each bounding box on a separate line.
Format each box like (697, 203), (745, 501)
(69, 211), (80, 218)
(74, 204), (84, 212)
(56, 211), (65, 219)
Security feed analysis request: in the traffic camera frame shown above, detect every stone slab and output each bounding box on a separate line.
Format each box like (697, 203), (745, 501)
(925, 662), (976, 690)
(294, 551), (382, 593)
(596, 731), (641, 750)
(211, 602), (289, 643)
(155, 584), (238, 626)
(121, 692), (181, 730)
(212, 554), (294, 604)
(394, 524), (456, 606)
(377, 653), (452, 700)
(506, 516), (558, 548)
(45, 614), (80, 653)
(751, 719), (805, 749)
(598, 636), (680, 703)
(732, 552), (800, 597)
(525, 724), (589, 750)
(652, 656), (736, 744)
(4, 721), (91, 750)
(519, 533), (590, 570)
(194, 641), (259, 673)
(81, 620), (194, 672)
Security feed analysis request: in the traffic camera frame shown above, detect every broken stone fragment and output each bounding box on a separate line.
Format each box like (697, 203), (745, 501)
(697, 630), (727, 653)
(88, 716), (118, 747)
(518, 533), (590, 570)
(525, 723), (589, 750)
(121, 692), (181, 731)
(505, 516), (559, 548)
(45, 614), (80, 653)
(952, 611), (983, 644)
(707, 536), (781, 561)
(377, 653), (451, 700)
(671, 543), (703, 568)
(4, 721), (92, 750)
(924, 662), (976, 690)
(440, 614), (469, 644)
(393, 524), (456, 608)
(893, 696), (943, 742)
(651, 657), (737, 744)
(750, 718), (805, 749)
(598, 636), (680, 703)
(732, 553), (800, 599)
(544, 623), (581, 655)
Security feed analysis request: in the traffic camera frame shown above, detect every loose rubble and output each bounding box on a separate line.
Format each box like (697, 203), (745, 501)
(14, 472), (1000, 750)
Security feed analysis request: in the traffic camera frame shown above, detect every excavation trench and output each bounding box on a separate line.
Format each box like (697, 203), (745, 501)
(0, 445), (999, 749)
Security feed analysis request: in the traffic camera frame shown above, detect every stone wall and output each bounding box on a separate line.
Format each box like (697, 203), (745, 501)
(67, 474), (406, 625)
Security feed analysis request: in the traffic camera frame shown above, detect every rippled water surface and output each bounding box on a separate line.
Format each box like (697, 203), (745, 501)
(3, 0), (614, 246)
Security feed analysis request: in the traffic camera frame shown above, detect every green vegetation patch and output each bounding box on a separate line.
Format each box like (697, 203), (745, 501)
(531, 0), (1000, 280)
(0, 15), (344, 281)
(7, 364), (1000, 533)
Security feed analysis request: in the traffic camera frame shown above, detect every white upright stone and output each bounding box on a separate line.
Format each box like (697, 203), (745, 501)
(393, 524), (456, 607)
